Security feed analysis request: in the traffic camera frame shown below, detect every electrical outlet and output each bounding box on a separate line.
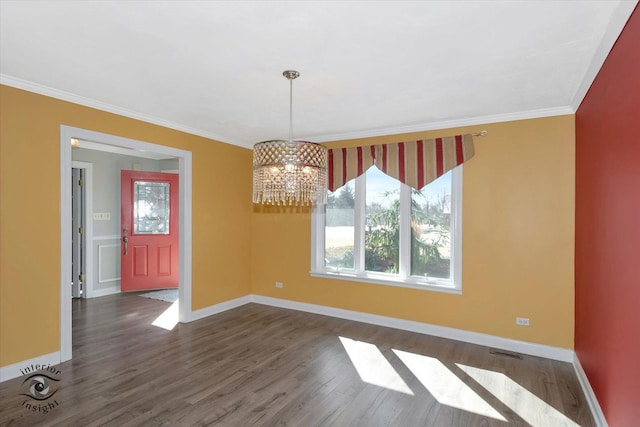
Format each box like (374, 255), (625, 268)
(516, 317), (530, 326)
(275, 282), (284, 289)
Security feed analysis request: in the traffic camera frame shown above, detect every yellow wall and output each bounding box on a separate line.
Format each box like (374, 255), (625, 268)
(1, 83), (576, 369)
(0, 85), (253, 366)
(251, 115), (576, 348)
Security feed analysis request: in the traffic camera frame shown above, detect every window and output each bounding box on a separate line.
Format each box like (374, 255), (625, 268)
(312, 165), (462, 293)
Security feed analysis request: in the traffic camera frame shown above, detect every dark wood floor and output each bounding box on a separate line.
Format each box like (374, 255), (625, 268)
(1, 293), (594, 426)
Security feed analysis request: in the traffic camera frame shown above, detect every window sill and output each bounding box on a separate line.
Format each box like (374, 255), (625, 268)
(309, 270), (462, 295)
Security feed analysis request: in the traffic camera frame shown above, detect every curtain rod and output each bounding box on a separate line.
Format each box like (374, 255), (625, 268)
(472, 130), (488, 137)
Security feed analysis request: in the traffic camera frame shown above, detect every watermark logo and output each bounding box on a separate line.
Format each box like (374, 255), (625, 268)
(19, 364), (61, 414)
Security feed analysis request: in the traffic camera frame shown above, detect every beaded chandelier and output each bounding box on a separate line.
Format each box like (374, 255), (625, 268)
(252, 71), (328, 205)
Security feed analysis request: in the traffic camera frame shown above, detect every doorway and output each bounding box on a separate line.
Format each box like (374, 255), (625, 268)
(70, 160), (95, 300)
(60, 125), (193, 363)
(71, 166), (87, 298)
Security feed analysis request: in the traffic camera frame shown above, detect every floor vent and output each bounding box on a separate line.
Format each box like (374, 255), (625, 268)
(489, 349), (523, 359)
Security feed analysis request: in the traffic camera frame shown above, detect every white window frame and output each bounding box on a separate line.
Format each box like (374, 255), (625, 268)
(311, 166), (463, 294)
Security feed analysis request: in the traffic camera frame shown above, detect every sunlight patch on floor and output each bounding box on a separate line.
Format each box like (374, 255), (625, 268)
(339, 336), (414, 395)
(457, 363), (579, 427)
(152, 299), (179, 330)
(393, 349), (506, 421)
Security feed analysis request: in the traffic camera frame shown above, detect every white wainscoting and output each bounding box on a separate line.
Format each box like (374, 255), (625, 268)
(93, 235), (121, 241)
(90, 236), (121, 297)
(98, 244), (120, 283)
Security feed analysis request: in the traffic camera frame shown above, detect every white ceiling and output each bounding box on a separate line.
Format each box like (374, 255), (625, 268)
(1, 1), (637, 149)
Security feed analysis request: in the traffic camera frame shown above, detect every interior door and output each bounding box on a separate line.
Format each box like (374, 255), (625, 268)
(71, 168), (84, 298)
(121, 170), (179, 291)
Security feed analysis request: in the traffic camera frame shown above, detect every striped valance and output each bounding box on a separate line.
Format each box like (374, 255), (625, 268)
(328, 146), (376, 192)
(328, 134), (475, 192)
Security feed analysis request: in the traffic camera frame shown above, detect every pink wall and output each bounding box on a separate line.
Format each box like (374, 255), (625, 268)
(575, 5), (640, 426)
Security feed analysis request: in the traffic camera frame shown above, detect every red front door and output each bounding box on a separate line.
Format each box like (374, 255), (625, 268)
(121, 170), (179, 291)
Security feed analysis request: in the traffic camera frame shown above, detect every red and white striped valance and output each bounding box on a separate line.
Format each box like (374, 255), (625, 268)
(328, 145), (376, 192)
(328, 134), (475, 192)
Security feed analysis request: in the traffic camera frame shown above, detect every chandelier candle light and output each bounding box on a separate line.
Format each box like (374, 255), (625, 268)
(253, 70), (328, 205)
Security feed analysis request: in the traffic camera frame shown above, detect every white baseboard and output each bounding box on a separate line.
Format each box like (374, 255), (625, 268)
(1, 294), (603, 427)
(89, 287), (120, 298)
(249, 295), (574, 362)
(574, 353), (608, 427)
(188, 295), (252, 322)
(0, 351), (61, 383)
(250, 295), (609, 427)
(0, 294), (577, 388)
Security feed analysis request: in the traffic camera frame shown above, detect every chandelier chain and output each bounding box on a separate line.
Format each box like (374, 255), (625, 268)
(289, 76), (293, 143)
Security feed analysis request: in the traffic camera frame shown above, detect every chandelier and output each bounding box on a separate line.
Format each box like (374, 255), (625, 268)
(253, 70), (328, 205)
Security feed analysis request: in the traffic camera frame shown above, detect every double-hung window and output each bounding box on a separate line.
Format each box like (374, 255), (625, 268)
(311, 165), (462, 293)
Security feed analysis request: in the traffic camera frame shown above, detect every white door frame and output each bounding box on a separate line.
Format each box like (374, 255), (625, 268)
(71, 161), (94, 298)
(60, 125), (193, 362)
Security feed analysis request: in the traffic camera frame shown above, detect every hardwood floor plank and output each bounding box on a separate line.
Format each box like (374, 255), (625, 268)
(0, 293), (595, 426)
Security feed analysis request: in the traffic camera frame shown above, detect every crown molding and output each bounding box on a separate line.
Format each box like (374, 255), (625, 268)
(302, 106), (575, 143)
(2, 74), (575, 147)
(570, 0), (639, 111)
(0, 74), (241, 147)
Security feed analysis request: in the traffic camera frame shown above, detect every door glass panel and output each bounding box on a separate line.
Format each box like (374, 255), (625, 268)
(134, 181), (170, 234)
